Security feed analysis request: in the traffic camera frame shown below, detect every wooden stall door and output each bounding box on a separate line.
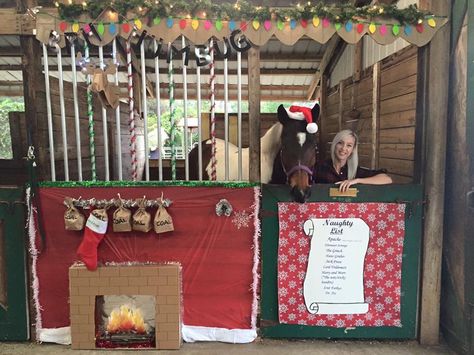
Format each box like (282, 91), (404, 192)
(0, 186), (29, 340)
(260, 184), (423, 339)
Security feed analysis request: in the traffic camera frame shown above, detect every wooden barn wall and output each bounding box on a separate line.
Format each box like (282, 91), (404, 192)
(321, 45), (417, 183)
(34, 78), (142, 182)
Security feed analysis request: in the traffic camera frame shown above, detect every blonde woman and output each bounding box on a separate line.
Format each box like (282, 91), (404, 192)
(314, 129), (392, 192)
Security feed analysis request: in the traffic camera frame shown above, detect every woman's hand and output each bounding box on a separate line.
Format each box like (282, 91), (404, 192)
(335, 178), (359, 192)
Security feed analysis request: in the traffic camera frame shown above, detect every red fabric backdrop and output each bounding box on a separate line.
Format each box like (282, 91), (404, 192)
(36, 186), (256, 330)
(277, 202), (405, 327)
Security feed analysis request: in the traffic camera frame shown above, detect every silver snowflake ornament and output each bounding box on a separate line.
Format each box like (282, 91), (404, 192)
(231, 210), (251, 229)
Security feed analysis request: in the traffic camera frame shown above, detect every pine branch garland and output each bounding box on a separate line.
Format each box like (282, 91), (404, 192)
(56, 0), (435, 25)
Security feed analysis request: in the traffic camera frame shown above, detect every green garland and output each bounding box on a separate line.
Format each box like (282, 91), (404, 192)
(39, 180), (259, 188)
(56, 0), (435, 25)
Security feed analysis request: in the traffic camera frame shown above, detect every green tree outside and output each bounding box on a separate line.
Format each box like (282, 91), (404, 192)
(0, 97), (24, 159)
(145, 99), (289, 150)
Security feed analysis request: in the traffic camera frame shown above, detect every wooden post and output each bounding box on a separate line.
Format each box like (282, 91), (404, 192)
(319, 74), (328, 159)
(248, 46), (261, 183)
(353, 41), (363, 83)
(338, 81), (344, 131)
(18, 0), (46, 179)
(419, 0), (451, 345)
(371, 62), (381, 169)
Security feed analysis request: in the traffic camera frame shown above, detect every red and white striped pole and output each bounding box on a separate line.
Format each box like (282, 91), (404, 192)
(209, 39), (217, 181)
(126, 39), (137, 181)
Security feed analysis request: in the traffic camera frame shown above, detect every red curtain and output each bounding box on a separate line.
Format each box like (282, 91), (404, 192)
(36, 186), (256, 330)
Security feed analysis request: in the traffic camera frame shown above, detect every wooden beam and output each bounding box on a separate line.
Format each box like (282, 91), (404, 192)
(151, 93), (307, 101)
(353, 40), (363, 82)
(248, 46), (261, 182)
(371, 62), (380, 169)
(306, 35), (341, 100)
(0, 9), (35, 35)
(0, 64), (316, 76)
(319, 74), (328, 159)
(18, 0), (47, 181)
(419, 0), (450, 345)
(338, 81), (344, 130)
(325, 40), (347, 77)
(130, 83), (308, 91)
(0, 90), (23, 96)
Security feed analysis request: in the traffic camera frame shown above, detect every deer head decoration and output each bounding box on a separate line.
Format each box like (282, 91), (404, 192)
(78, 52), (121, 109)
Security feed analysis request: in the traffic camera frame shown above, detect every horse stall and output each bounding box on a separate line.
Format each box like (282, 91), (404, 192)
(0, 0), (455, 351)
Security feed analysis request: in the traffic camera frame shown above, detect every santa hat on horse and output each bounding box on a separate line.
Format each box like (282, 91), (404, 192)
(285, 102), (320, 134)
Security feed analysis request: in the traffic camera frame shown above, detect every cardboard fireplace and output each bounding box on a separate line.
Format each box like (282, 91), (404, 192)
(69, 264), (181, 350)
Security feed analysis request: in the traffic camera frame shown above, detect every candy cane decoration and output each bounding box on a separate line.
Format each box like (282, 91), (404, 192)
(209, 39), (217, 181)
(98, 45), (110, 181)
(126, 39), (137, 181)
(84, 44), (96, 181)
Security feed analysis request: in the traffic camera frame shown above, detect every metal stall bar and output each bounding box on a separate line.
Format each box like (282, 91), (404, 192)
(56, 44), (69, 181)
(112, 39), (123, 180)
(140, 40), (149, 181)
(154, 39), (163, 181)
(182, 36), (189, 180)
(224, 41), (229, 180)
(98, 46), (110, 181)
(237, 40), (242, 180)
(42, 43), (56, 181)
(70, 41), (82, 181)
(197, 59), (203, 181)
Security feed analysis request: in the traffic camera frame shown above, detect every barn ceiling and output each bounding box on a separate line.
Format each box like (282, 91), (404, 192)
(0, 33), (325, 101)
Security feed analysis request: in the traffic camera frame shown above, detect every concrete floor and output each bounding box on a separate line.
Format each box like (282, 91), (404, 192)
(0, 338), (455, 355)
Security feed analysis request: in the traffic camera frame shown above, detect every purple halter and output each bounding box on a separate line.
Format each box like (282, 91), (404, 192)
(280, 151), (314, 184)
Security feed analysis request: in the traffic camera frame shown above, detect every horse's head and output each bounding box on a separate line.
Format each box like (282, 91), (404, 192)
(277, 103), (320, 203)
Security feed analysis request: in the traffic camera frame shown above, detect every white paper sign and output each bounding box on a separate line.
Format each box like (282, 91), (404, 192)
(302, 218), (369, 315)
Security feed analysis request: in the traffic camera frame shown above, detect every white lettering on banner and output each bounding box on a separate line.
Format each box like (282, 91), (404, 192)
(302, 218), (369, 315)
(86, 213), (108, 234)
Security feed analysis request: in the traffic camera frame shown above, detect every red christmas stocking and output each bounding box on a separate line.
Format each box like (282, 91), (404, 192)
(77, 209), (108, 270)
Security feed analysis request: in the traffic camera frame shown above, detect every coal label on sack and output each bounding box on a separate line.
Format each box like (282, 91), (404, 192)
(113, 206), (132, 232)
(154, 205), (174, 234)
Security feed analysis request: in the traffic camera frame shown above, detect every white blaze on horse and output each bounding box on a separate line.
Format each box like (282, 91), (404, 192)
(189, 102), (320, 202)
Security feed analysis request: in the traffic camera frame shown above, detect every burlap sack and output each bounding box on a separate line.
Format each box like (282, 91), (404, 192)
(132, 198), (151, 233)
(113, 198), (132, 232)
(154, 204), (174, 234)
(64, 198), (85, 231)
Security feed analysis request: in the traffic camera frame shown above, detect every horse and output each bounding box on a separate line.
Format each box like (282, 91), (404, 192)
(270, 103), (320, 203)
(188, 121), (283, 183)
(189, 103), (320, 203)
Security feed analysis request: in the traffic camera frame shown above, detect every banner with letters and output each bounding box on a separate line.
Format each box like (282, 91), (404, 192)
(277, 202), (406, 327)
